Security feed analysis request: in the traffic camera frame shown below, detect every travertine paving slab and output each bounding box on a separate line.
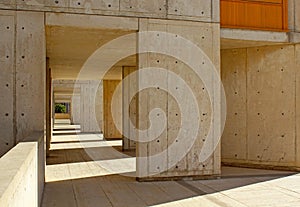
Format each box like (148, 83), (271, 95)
(42, 122), (300, 207)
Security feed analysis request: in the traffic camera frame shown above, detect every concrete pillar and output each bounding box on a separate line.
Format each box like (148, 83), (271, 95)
(0, 11), (15, 157)
(80, 81), (102, 133)
(137, 18), (221, 180)
(71, 95), (81, 125)
(16, 11), (45, 142)
(46, 58), (51, 156)
(0, 11), (45, 157)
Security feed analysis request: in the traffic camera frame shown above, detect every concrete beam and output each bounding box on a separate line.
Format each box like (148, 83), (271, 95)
(46, 13), (139, 31)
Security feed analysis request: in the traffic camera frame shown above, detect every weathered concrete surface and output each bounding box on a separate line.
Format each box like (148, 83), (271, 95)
(221, 44), (300, 170)
(71, 95), (81, 124)
(46, 25), (136, 80)
(0, 0), (219, 23)
(0, 11), (15, 156)
(0, 10), (45, 156)
(80, 81), (103, 132)
(16, 11), (45, 142)
(289, 0), (300, 32)
(137, 19), (221, 179)
(0, 132), (44, 207)
(295, 44), (300, 168)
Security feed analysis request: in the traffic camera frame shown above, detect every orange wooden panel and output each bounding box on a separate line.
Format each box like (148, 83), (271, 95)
(234, 0), (282, 3)
(221, 0), (288, 31)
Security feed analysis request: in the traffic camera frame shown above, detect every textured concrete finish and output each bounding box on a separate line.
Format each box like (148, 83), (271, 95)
(0, 132), (44, 207)
(221, 44), (300, 170)
(42, 123), (299, 207)
(0, 0), (218, 22)
(46, 26), (136, 80)
(137, 18), (220, 179)
(3, 1), (300, 205)
(0, 10), (45, 156)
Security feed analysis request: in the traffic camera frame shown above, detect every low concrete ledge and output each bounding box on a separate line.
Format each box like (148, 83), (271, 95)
(0, 132), (44, 207)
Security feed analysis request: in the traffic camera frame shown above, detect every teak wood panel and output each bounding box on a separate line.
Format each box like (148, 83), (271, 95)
(221, 0), (288, 31)
(103, 80), (122, 139)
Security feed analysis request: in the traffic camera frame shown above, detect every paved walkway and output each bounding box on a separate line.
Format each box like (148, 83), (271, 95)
(42, 121), (300, 207)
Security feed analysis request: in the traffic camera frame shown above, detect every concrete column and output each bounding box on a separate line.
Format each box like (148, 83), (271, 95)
(80, 81), (102, 133)
(137, 18), (221, 180)
(0, 11), (45, 157)
(71, 95), (81, 125)
(16, 11), (45, 142)
(46, 58), (51, 156)
(0, 11), (15, 157)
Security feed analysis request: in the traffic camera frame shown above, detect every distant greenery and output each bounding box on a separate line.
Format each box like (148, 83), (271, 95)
(55, 103), (66, 113)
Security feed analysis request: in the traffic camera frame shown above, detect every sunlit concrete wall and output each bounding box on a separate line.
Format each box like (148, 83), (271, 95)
(221, 44), (300, 171)
(0, 0), (219, 23)
(0, 132), (44, 207)
(137, 19), (221, 179)
(0, 10), (45, 157)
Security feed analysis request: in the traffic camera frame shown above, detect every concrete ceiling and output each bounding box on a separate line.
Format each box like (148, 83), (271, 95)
(46, 26), (137, 80)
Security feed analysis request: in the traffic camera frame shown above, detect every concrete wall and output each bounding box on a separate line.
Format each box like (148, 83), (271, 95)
(221, 44), (300, 170)
(0, 10), (45, 157)
(0, 0), (219, 23)
(0, 132), (44, 207)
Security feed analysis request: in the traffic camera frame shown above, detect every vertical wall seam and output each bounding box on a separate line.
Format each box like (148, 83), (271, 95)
(13, 11), (17, 146)
(294, 0), (296, 31)
(166, 24), (170, 173)
(245, 48), (248, 161)
(166, 0), (169, 18)
(294, 45), (298, 167)
(211, 0), (213, 22)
